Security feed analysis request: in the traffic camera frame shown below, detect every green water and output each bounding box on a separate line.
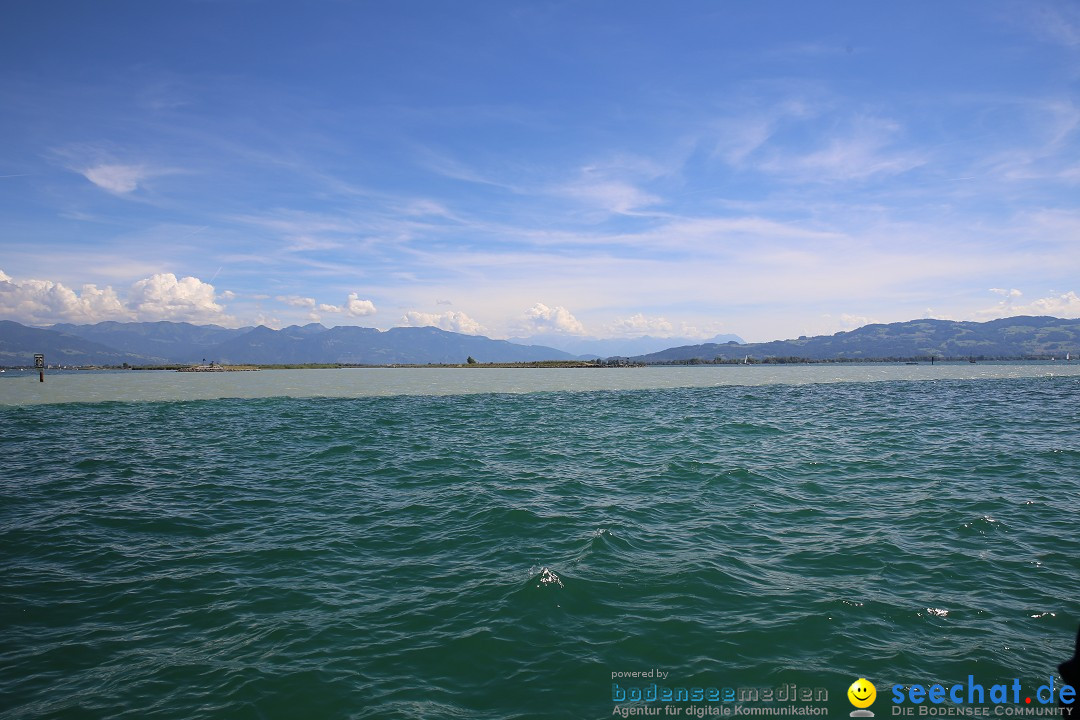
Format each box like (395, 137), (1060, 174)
(1, 375), (1078, 719)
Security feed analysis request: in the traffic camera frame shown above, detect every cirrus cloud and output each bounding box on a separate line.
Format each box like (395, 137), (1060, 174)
(81, 164), (149, 194)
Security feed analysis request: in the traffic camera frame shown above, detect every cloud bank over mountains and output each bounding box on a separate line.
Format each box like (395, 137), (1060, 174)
(3, 267), (1077, 347)
(0, 269), (378, 328)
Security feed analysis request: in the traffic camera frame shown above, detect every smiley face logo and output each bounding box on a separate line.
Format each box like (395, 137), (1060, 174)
(848, 678), (877, 709)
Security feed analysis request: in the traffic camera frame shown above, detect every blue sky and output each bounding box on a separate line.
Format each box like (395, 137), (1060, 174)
(1, 1), (1078, 343)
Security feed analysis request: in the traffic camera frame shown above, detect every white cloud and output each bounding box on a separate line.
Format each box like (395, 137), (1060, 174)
(548, 160), (666, 217)
(840, 313), (874, 328)
(284, 236), (344, 252)
(976, 289), (1080, 319)
(565, 179), (660, 215)
(712, 99), (819, 166)
(253, 312), (281, 329)
(81, 164), (149, 194)
(520, 302), (586, 335)
(276, 295), (317, 308)
(812, 312), (880, 336)
(760, 115), (925, 181)
(345, 293), (376, 317)
(127, 273), (231, 323)
(400, 310), (485, 335)
(281, 294), (376, 319)
(608, 313), (675, 337)
(401, 199), (453, 217)
(0, 269), (131, 324)
(415, 149), (519, 190)
(1010, 291), (1080, 317)
(602, 314), (728, 340)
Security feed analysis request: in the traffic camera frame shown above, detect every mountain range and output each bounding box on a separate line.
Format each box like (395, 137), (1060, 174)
(1, 316), (1078, 367)
(634, 316), (1080, 363)
(0, 321), (585, 366)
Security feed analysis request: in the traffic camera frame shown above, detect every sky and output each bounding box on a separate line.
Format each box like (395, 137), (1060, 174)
(1, 1), (1079, 344)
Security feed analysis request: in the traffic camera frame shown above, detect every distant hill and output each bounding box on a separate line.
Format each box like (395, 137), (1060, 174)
(1, 321), (583, 365)
(635, 316), (1080, 363)
(0, 320), (158, 366)
(511, 333), (745, 358)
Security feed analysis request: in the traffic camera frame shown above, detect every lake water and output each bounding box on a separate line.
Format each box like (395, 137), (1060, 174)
(1, 364), (1078, 719)
(2, 361), (1079, 405)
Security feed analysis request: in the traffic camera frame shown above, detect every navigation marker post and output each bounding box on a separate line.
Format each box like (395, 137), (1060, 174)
(34, 353), (44, 383)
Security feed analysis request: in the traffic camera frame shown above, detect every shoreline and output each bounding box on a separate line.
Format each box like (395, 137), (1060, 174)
(0, 356), (1074, 372)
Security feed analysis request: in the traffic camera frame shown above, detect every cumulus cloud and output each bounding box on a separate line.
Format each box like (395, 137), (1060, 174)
(276, 295), (317, 308)
(977, 289), (1080, 319)
(285, 293), (377, 320)
(839, 313), (874, 328)
(0, 269), (131, 324)
(608, 313), (675, 337)
(521, 302), (586, 335)
(0, 269), (236, 325)
(81, 164), (149, 194)
(345, 293), (376, 317)
(253, 312), (281, 329)
(605, 313), (731, 339)
(813, 312), (880, 335)
(400, 310), (485, 335)
(127, 273), (231, 323)
(1010, 291), (1080, 317)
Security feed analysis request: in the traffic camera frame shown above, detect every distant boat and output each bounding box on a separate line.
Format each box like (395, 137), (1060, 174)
(905, 362), (918, 365)
(969, 356), (976, 364)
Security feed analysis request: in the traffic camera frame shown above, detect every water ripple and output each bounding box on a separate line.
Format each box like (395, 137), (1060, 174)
(1, 377), (1078, 718)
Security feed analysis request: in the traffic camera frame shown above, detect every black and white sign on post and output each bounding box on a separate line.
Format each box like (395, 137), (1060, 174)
(34, 353), (44, 382)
